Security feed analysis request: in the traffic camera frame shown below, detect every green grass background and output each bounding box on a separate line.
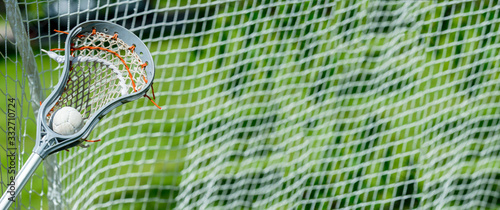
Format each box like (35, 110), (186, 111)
(1, 0), (500, 209)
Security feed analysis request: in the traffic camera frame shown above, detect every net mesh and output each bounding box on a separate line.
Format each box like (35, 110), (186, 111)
(45, 30), (149, 122)
(1, 0), (500, 209)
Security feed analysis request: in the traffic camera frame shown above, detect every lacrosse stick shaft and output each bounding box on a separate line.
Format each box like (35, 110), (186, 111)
(0, 153), (43, 209)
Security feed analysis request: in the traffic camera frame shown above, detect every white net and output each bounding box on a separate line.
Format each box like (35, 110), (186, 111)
(1, 0), (500, 209)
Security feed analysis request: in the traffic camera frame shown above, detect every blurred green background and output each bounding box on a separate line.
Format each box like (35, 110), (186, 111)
(1, 0), (500, 209)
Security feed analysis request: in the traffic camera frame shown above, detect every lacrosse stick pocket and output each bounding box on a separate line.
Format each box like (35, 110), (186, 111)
(35, 21), (155, 158)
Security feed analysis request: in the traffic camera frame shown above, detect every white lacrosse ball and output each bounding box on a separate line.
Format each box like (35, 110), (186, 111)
(51, 107), (83, 135)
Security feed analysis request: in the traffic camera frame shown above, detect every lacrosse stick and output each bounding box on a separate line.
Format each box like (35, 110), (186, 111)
(0, 20), (156, 209)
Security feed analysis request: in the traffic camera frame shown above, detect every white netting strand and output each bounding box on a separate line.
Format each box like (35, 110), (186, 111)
(1, 0), (500, 210)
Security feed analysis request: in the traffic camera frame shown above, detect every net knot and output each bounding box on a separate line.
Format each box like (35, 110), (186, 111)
(128, 45), (136, 52)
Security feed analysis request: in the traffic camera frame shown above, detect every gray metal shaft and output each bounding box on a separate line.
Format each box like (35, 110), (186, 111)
(0, 153), (43, 210)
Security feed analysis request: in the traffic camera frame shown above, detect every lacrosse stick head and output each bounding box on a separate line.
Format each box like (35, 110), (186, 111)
(34, 21), (155, 158)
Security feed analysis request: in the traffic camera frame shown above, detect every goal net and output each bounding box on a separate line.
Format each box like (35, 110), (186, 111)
(1, 0), (500, 209)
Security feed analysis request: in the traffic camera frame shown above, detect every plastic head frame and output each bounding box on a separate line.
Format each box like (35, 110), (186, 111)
(34, 21), (155, 158)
